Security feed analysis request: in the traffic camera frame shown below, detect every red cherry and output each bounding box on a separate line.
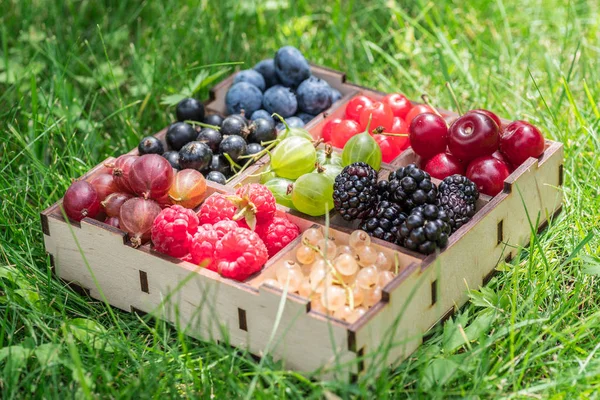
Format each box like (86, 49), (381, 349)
(466, 156), (511, 197)
(448, 113), (500, 162)
(345, 96), (374, 121)
(321, 118), (342, 143)
(409, 113), (448, 159)
(423, 153), (465, 180)
(330, 119), (362, 148)
(491, 150), (513, 171)
(405, 104), (435, 126)
(383, 93), (412, 119)
(500, 120), (545, 166)
(359, 102), (394, 131)
(373, 134), (401, 163)
(469, 109), (502, 129)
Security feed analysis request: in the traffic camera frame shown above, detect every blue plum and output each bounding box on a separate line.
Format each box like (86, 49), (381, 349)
(276, 116), (305, 132)
(253, 59), (280, 88)
(233, 69), (266, 92)
(330, 88), (342, 103)
(274, 46), (311, 87)
(251, 109), (274, 122)
(262, 85), (297, 118)
(295, 112), (316, 124)
(296, 76), (332, 114)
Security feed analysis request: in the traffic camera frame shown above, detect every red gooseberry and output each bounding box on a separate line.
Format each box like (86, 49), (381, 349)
(90, 173), (120, 201)
(62, 180), (101, 222)
(129, 154), (174, 200)
(119, 197), (162, 248)
(168, 169), (207, 209)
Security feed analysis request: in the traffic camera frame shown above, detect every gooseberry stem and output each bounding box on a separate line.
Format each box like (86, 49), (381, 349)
(225, 139), (280, 183)
(185, 120), (221, 131)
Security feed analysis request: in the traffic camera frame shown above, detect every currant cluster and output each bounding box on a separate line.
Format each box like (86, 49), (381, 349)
(149, 183), (300, 281)
(333, 163), (479, 254)
(410, 108), (545, 196)
(321, 93), (425, 162)
(225, 46), (341, 132)
(263, 227), (396, 324)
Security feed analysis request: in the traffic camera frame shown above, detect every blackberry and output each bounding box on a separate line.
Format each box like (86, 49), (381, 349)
(333, 162), (378, 221)
(398, 204), (450, 255)
(437, 175), (479, 233)
(359, 201), (407, 244)
(387, 164), (437, 212)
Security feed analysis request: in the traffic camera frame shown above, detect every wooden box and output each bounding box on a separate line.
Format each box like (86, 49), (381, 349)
(40, 66), (564, 379)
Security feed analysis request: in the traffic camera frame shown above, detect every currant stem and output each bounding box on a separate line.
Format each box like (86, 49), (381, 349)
(185, 120), (221, 131)
(445, 82), (464, 116)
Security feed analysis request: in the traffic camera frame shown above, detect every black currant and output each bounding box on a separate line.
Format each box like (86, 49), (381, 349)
(203, 113), (224, 127)
(176, 98), (205, 123)
(221, 115), (248, 137)
(162, 151), (180, 169)
(197, 128), (222, 153)
(248, 118), (276, 144)
(206, 171), (227, 185)
(219, 135), (247, 163)
(138, 136), (164, 155)
(246, 142), (264, 156)
(166, 122), (196, 151)
(208, 154), (231, 175)
(178, 141), (213, 171)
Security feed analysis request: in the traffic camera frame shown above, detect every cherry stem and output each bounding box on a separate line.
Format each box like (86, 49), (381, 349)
(420, 94), (444, 119)
(445, 82), (464, 116)
(186, 120), (221, 131)
(379, 132), (409, 137)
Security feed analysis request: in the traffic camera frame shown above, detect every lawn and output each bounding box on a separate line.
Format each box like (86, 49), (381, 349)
(1, 0), (599, 398)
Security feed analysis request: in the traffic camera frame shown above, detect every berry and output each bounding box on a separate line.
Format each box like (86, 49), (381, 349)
(292, 172), (335, 216)
(270, 136), (316, 179)
(203, 113), (224, 128)
(346, 96), (373, 122)
(253, 58), (279, 88)
(225, 82), (263, 116)
(129, 154), (174, 200)
(491, 150), (513, 171)
(263, 85), (298, 118)
(199, 194), (236, 225)
(499, 120), (545, 166)
(321, 118), (342, 143)
(390, 116), (409, 134)
(470, 109), (502, 128)
(246, 142), (264, 156)
(358, 101), (394, 131)
(151, 205), (199, 257)
(214, 228), (268, 281)
(166, 122), (196, 151)
(206, 171), (227, 185)
(437, 175), (479, 233)
(255, 216), (300, 257)
(422, 153), (465, 180)
(398, 204), (451, 254)
(90, 173), (119, 202)
(329, 88), (342, 104)
(190, 225), (220, 270)
(276, 116), (304, 132)
(409, 113), (448, 159)
(233, 69), (266, 92)
(120, 198), (162, 247)
(333, 162), (379, 221)
(176, 98), (205, 123)
(208, 155), (231, 176)
(330, 119), (361, 148)
(102, 192), (133, 217)
(108, 154), (138, 194)
(250, 109), (273, 122)
(104, 216), (120, 228)
(296, 76), (332, 115)
(221, 115), (249, 137)
(373, 134), (401, 163)
(274, 46), (311, 87)
(387, 164), (437, 212)
(178, 141), (213, 171)
(138, 136), (164, 155)
(63, 180), (101, 222)
(248, 118), (276, 144)
(296, 112), (316, 125)
(466, 156), (511, 197)
(405, 104), (435, 126)
(162, 151), (180, 169)
(383, 93), (412, 119)
(219, 135), (247, 164)
(264, 177), (295, 209)
(168, 169), (207, 209)
(229, 183), (277, 228)
(196, 128), (222, 153)
(359, 201), (407, 244)
(448, 112), (500, 162)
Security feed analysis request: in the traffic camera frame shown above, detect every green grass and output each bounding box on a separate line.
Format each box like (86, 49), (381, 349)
(1, 0), (599, 397)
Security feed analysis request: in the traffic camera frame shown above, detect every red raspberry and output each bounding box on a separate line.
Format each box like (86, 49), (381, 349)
(151, 205), (199, 258)
(255, 217), (300, 258)
(198, 194), (236, 225)
(228, 183), (276, 229)
(213, 219), (239, 237)
(214, 228), (268, 281)
(190, 224), (219, 271)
